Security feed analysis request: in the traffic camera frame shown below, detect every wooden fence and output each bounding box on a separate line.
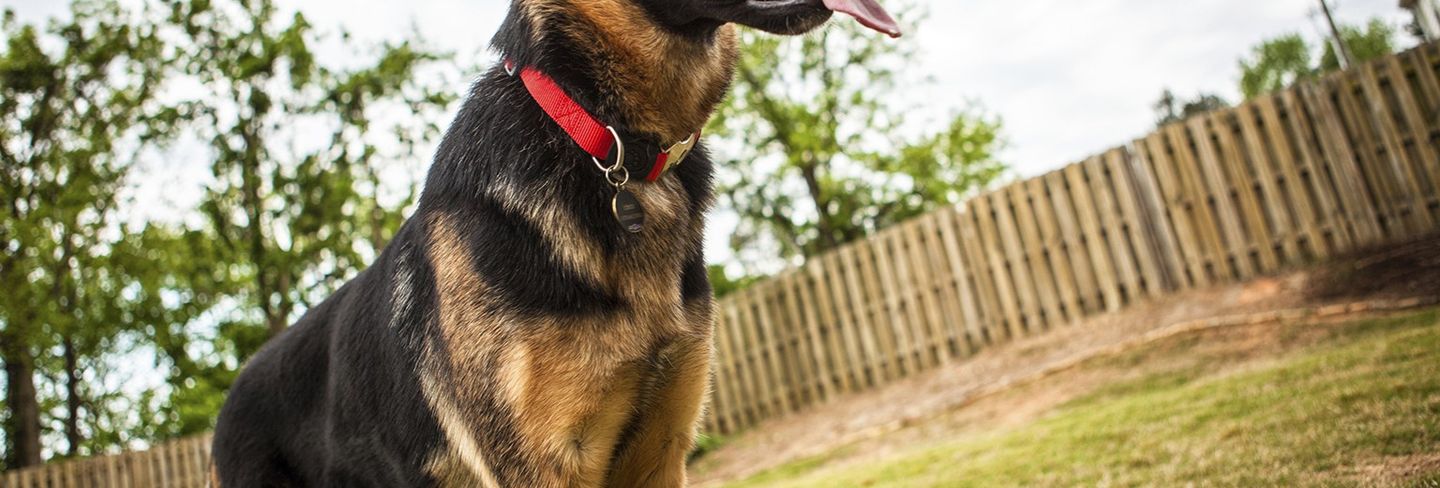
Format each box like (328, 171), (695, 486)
(702, 40), (1440, 434)
(0, 436), (210, 488)
(5, 40), (1440, 488)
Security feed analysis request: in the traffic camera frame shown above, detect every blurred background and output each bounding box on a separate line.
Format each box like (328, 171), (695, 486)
(3, 0), (1439, 486)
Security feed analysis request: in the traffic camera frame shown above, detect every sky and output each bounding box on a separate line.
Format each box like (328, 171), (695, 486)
(3, 0), (1422, 264)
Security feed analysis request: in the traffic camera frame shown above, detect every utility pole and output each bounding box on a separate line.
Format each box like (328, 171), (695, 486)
(1403, 0), (1440, 41)
(1318, 0), (1356, 69)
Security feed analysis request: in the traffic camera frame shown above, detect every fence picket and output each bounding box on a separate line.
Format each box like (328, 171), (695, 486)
(934, 206), (985, 352)
(1007, 183), (1064, 329)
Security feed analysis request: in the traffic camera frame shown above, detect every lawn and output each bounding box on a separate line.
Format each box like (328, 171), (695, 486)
(718, 310), (1440, 487)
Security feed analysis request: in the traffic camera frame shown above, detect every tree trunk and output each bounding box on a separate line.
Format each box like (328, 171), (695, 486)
(2, 223), (44, 468)
(63, 335), (83, 457)
(2, 334), (43, 469)
(798, 162), (840, 252)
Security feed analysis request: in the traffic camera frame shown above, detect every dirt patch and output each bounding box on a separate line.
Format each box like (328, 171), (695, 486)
(1335, 452), (1440, 487)
(1308, 233), (1440, 302)
(689, 235), (1440, 487)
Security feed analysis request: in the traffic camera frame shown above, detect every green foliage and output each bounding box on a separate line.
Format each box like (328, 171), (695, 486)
(688, 432), (728, 464)
(1318, 18), (1396, 71)
(1153, 89), (1229, 127)
(112, 0), (456, 441)
(1, 0), (175, 466)
(1, 0), (457, 465)
(1238, 19), (1396, 100)
(708, 265), (764, 299)
(1239, 34), (1313, 99)
(710, 4), (1005, 267)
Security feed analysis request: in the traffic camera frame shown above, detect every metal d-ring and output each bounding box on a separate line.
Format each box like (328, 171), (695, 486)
(605, 165), (630, 188)
(590, 126), (626, 176)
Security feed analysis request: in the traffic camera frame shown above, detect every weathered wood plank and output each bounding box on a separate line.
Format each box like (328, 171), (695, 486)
(818, 252), (864, 390)
(1302, 80), (1384, 245)
(884, 229), (933, 369)
(877, 230), (929, 371)
(789, 267), (834, 402)
(1044, 170), (1105, 313)
(1236, 98), (1304, 264)
(1086, 152), (1143, 303)
(1027, 177), (1083, 320)
(809, 255), (856, 393)
(1334, 71), (1410, 238)
(1138, 132), (1207, 288)
(737, 289), (785, 416)
(713, 300), (749, 430)
(1187, 114), (1255, 280)
(990, 189), (1042, 333)
(934, 206), (984, 353)
(755, 282), (801, 411)
(1065, 162), (1123, 311)
(1361, 63), (1436, 234)
(1006, 182), (1064, 329)
(776, 273), (820, 405)
(971, 194), (1026, 339)
(1106, 146), (1172, 296)
(1279, 88), (1352, 255)
(956, 204), (1004, 345)
(1385, 55), (1440, 213)
(841, 244), (890, 383)
(1408, 47), (1440, 112)
(921, 211), (967, 357)
(1176, 121), (1235, 282)
(906, 216), (955, 362)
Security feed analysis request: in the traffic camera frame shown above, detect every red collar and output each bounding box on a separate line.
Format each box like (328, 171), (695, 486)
(505, 60), (700, 182)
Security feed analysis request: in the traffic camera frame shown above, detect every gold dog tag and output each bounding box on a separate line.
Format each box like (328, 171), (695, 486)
(612, 189), (645, 234)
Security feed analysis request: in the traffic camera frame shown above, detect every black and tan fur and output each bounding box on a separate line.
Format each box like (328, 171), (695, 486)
(211, 0), (837, 486)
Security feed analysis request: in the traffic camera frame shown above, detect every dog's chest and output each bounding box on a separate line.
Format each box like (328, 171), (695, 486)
(602, 179), (701, 306)
(419, 176), (711, 484)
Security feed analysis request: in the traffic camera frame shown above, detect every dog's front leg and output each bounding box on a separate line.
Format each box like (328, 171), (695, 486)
(605, 334), (712, 488)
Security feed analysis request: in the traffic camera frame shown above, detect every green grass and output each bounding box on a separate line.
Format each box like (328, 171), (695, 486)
(720, 311), (1440, 488)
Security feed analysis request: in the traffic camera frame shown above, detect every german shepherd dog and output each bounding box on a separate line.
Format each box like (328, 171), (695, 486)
(211, 0), (896, 486)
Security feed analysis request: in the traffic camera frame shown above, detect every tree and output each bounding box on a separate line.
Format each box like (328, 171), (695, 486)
(1239, 34), (1313, 99)
(1153, 89), (1230, 126)
(0, 0), (175, 467)
(1318, 19), (1395, 71)
(710, 6), (1006, 267)
(1237, 18), (1395, 100)
(2, 0), (459, 462)
(707, 265), (763, 299)
(135, 0), (456, 439)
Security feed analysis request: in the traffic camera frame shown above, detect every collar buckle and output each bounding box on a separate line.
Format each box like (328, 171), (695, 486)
(661, 132), (700, 173)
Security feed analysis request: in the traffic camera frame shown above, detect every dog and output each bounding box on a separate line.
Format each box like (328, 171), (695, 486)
(210, 0), (897, 486)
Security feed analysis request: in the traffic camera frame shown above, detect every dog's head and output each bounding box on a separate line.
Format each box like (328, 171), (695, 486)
(629, 0), (900, 38)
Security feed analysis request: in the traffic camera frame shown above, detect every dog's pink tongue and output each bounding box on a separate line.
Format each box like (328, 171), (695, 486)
(822, 0), (901, 37)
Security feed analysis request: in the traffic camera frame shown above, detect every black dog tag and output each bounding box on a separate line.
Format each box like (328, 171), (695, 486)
(612, 190), (645, 233)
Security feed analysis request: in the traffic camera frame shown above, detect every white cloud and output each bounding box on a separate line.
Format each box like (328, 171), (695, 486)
(918, 0), (1413, 175)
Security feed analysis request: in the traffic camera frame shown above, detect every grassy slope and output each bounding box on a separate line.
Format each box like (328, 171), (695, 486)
(721, 311), (1440, 488)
